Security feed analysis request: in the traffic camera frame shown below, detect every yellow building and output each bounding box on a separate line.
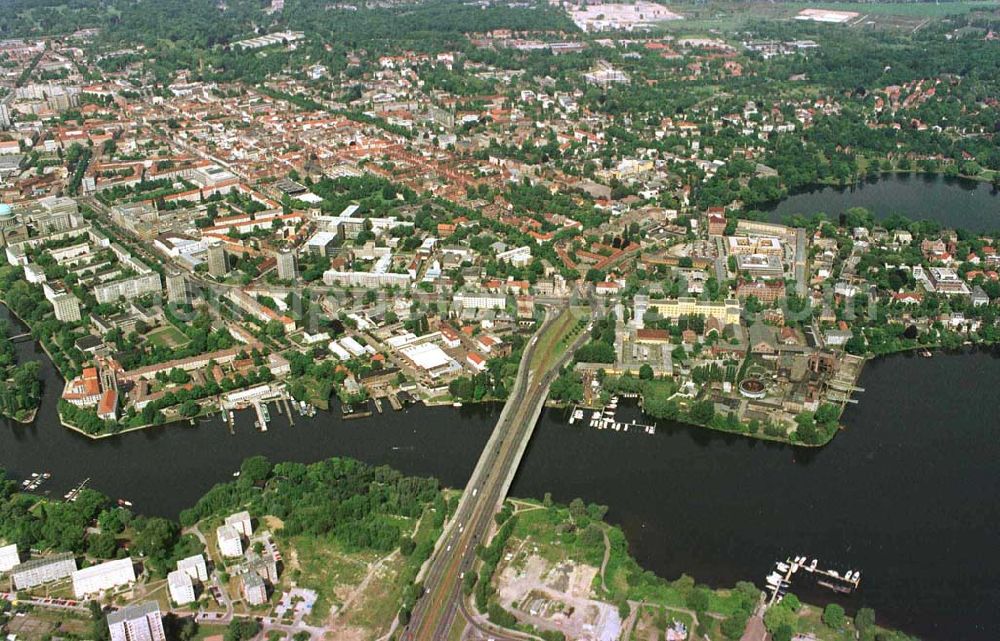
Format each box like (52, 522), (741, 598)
(645, 297), (742, 326)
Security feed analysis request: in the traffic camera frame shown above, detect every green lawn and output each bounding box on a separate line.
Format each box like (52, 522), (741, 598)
(656, 0), (996, 33)
(796, 1), (998, 17)
(190, 623), (228, 641)
(291, 534), (376, 625)
(509, 501), (607, 571)
(144, 324), (190, 349)
(530, 307), (589, 374)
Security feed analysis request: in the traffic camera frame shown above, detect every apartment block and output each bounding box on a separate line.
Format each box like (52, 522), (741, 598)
(167, 570), (196, 606)
(53, 292), (82, 322)
(11, 553), (77, 589)
(217, 524), (243, 558)
(107, 601), (166, 641)
(72, 558), (136, 598)
(176, 554), (208, 582)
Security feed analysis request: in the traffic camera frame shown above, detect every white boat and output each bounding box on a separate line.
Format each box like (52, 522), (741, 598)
(452, 402), (463, 408)
(776, 562), (790, 572)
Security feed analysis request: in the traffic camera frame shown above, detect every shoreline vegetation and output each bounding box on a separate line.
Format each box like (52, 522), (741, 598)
(2, 290), (994, 445)
(476, 495), (917, 641)
(0, 455), (920, 641)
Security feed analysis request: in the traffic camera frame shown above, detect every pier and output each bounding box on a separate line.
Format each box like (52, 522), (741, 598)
(765, 556), (862, 607)
(63, 477), (90, 502)
(252, 400), (269, 432)
(568, 397), (657, 435)
(219, 384), (298, 432)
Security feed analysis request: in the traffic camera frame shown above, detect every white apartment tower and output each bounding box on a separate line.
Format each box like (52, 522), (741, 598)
(107, 601), (166, 641)
(52, 293), (82, 322)
(276, 249), (297, 281)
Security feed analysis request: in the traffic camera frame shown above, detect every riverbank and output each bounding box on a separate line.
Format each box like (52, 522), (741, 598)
(0, 298), (47, 425)
(485, 496), (912, 641)
(3, 348), (1000, 640)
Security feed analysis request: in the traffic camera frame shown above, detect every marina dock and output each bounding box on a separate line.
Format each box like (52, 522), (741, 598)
(765, 556), (862, 607)
(568, 397), (656, 435)
(21, 472), (50, 492)
(252, 400), (269, 432)
(63, 477), (89, 502)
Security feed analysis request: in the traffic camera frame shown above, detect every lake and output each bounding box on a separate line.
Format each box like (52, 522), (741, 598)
(765, 173), (1000, 232)
(2, 303), (999, 641)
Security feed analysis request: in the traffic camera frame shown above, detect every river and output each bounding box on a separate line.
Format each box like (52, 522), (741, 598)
(2, 305), (999, 640)
(765, 173), (1000, 232)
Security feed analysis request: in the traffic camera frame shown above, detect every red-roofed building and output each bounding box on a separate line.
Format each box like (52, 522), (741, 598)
(97, 389), (118, 421)
(892, 292), (923, 305)
(62, 367), (102, 407)
(467, 351), (487, 372)
(636, 329), (671, 344)
(707, 213), (727, 236)
(595, 281), (621, 296)
(440, 325), (462, 348)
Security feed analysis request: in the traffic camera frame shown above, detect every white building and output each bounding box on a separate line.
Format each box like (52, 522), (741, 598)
(217, 524), (243, 558)
(165, 271), (189, 305)
(242, 572), (268, 605)
(400, 342), (461, 379)
(453, 292), (507, 310)
(322, 269), (411, 288)
(225, 511), (253, 538)
(11, 553), (76, 589)
(276, 249), (297, 280)
(339, 336), (368, 357)
(327, 341), (351, 361)
(24, 264), (46, 284)
(167, 570), (196, 606)
(94, 271), (162, 304)
(107, 601), (166, 641)
(177, 554), (208, 582)
(496, 245), (532, 267)
(0, 543), (20, 572)
(52, 292), (82, 322)
(72, 558), (136, 598)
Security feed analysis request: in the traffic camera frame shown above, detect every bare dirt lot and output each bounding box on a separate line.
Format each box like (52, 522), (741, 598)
(496, 553), (621, 641)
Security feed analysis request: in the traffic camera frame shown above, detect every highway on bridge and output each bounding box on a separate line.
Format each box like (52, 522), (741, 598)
(78, 194), (594, 639)
(403, 307), (591, 641)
